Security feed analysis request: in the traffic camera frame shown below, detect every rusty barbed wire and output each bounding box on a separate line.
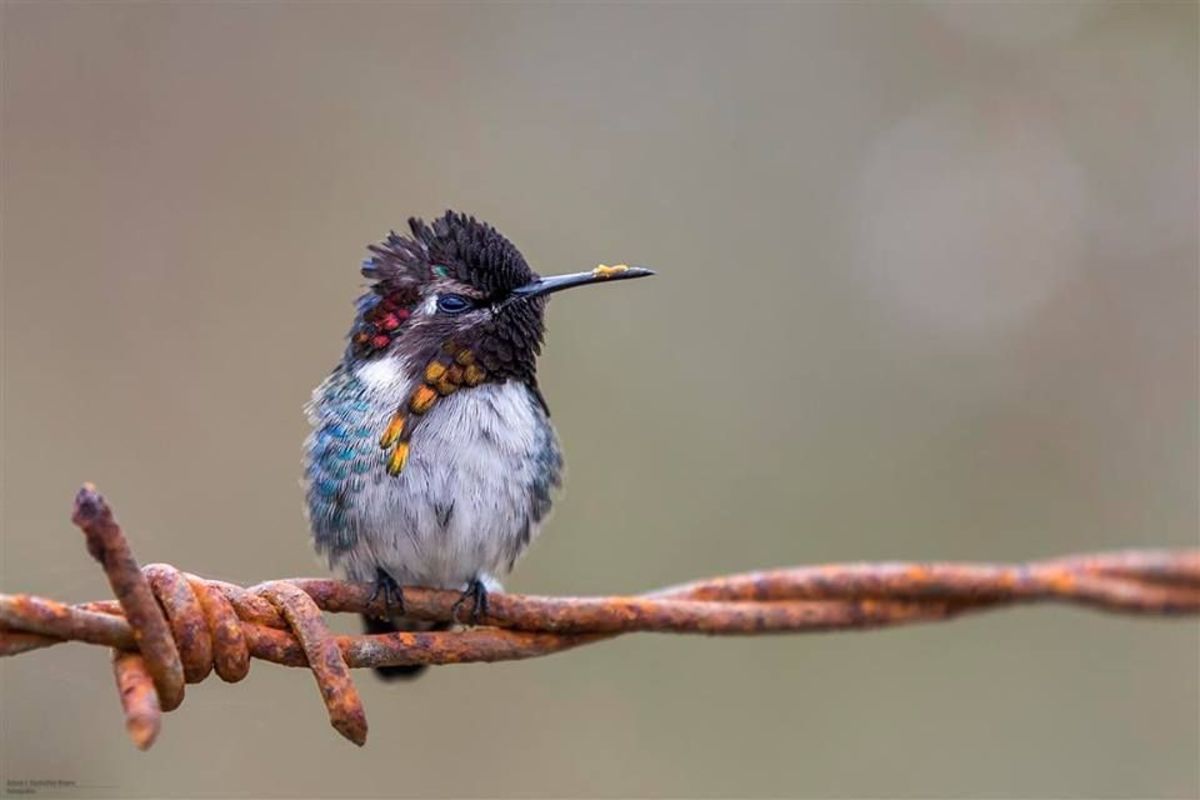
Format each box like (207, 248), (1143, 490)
(0, 485), (1197, 750)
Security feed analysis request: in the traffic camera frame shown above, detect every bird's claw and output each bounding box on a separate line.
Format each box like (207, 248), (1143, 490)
(452, 578), (489, 625)
(369, 568), (406, 619)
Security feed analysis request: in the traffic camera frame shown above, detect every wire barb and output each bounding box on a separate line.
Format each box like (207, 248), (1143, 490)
(71, 484), (186, 711)
(0, 485), (1196, 749)
(111, 650), (161, 750)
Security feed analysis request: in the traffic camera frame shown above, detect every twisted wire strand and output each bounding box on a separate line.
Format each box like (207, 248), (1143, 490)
(0, 485), (1196, 750)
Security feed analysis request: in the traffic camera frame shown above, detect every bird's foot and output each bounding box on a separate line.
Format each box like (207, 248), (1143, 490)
(452, 577), (489, 626)
(368, 568), (406, 619)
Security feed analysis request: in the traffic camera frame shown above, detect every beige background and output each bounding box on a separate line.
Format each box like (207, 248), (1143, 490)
(2, 2), (1197, 798)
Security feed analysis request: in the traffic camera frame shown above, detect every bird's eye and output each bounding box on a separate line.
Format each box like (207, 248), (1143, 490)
(436, 294), (472, 314)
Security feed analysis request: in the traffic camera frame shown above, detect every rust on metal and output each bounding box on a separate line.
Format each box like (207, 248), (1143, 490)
(0, 627), (66, 656)
(258, 581), (368, 746)
(112, 650), (162, 750)
(1, 484), (1197, 751)
(71, 485), (185, 711)
(341, 627), (603, 668)
(143, 564), (213, 684)
(0, 593), (135, 649)
(188, 576), (250, 683)
(648, 556), (1200, 613)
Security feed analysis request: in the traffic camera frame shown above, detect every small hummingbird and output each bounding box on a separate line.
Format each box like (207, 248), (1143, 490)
(304, 211), (653, 679)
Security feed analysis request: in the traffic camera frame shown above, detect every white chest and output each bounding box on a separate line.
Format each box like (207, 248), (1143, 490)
(328, 362), (562, 589)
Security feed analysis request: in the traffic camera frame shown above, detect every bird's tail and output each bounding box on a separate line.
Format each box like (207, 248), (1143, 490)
(360, 614), (447, 681)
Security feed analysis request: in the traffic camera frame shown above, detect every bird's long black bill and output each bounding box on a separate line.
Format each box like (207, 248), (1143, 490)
(511, 265), (655, 299)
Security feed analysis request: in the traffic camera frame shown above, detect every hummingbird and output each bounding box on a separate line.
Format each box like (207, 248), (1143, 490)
(303, 211), (653, 679)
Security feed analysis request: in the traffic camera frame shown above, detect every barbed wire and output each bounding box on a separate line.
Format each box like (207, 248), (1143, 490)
(1, 485), (1197, 750)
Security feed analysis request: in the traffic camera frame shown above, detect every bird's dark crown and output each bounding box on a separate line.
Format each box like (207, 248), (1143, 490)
(364, 211), (538, 299)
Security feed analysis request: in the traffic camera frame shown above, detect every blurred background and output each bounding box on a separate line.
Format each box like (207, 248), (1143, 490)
(2, 2), (1196, 797)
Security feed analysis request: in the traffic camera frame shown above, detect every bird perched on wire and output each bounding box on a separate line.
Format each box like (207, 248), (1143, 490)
(303, 211), (653, 679)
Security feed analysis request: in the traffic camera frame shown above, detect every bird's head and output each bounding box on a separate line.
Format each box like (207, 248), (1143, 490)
(346, 211), (653, 474)
(351, 211), (652, 382)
